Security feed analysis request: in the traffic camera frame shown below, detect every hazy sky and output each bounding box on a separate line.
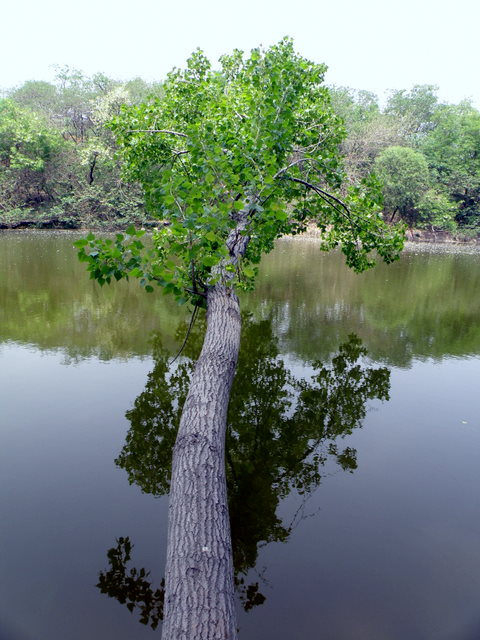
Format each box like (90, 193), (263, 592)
(3, 0), (479, 106)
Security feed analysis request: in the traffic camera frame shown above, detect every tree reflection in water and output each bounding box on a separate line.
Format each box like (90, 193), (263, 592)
(97, 314), (390, 628)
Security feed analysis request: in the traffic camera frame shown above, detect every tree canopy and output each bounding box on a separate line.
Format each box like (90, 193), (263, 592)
(75, 39), (404, 305)
(421, 103), (480, 228)
(374, 145), (430, 224)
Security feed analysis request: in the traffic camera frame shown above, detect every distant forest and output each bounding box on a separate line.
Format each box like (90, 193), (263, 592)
(1, 68), (479, 235)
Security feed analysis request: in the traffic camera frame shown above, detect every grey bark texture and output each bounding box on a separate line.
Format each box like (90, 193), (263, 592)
(162, 210), (252, 640)
(161, 285), (241, 640)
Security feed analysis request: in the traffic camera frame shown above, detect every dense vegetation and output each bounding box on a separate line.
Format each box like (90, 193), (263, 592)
(0, 68), (163, 229)
(1, 68), (479, 235)
(330, 85), (480, 235)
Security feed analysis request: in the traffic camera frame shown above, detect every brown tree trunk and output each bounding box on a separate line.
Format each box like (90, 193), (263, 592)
(162, 284), (241, 640)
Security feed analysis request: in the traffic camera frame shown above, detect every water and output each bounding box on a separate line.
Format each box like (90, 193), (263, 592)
(1, 232), (480, 640)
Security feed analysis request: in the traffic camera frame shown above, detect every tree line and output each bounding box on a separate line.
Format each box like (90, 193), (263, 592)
(1, 69), (479, 235)
(0, 68), (163, 229)
(330, 85), (480, 235)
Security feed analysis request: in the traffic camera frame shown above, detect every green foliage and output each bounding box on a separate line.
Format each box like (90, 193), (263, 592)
(385, 84), (440, 140)
(329, 87), (380, 125)
(7, 81), (59, 119)
(1, 68), (163, 229)
(416, 189), (457, 231)
(329, 84), (480, 234)
(0, 99), (63, 170)
(329, 87), (403, 182)
(76, 40), (403, 303)
(421, 103), (480, 228)
(0, 99), (67, 219)
(374, 146), (430, 225)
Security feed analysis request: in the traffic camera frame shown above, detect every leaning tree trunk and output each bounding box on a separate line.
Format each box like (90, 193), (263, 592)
(162, 283), (242, 640)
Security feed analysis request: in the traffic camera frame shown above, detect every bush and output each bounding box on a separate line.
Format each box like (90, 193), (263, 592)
(416, 189), (457, 231)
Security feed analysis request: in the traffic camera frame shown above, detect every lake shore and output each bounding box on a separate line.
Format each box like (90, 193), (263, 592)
(296, 223), (480, 245)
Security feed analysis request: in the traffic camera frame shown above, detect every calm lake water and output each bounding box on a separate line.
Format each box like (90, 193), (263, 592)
(1, 231), (480, 640)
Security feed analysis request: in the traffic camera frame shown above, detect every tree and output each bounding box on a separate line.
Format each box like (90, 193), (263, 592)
(374, 145), (430, 226)
(8, 80), (59, 117)
(421, 103), (480, 228)
(75, 39), (404, 640)
(329, 87), (403, 182)
(0, 99), (64, 216)
(416, 188), (457, 231)
(385, 84), (440, 141)
(0, 99), (62, 171)
(2, 72), (154, 229)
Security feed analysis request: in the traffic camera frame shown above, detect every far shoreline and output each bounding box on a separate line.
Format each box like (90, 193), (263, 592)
(2, 224), (480, 251)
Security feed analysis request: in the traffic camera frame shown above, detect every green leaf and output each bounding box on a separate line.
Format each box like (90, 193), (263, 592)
(202, 255), (218, 267)
(77, 250), (90, 262)
(243, 266), (255, 278)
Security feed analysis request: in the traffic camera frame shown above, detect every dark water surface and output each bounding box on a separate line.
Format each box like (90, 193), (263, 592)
(1, 232), (480, 640)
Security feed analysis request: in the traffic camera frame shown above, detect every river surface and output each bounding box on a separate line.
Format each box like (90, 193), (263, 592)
(1, 232), (480, 640)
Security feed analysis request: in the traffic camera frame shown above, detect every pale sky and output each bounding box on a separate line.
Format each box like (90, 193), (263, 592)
(3, 0), (479, 107)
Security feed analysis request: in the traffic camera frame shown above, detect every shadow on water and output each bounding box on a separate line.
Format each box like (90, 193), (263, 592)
(96, 313), (391, 629)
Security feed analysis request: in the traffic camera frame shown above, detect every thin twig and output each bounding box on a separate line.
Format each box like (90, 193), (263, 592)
(169, 304), (199, 366)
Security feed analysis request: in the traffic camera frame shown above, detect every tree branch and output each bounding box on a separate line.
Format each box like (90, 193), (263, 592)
(124, 129), (188, 137)
(273, 157), (313, 180)
(280, 175), (391, 244)
(88, 152), (99, 185)
(279, 174), (352, 221)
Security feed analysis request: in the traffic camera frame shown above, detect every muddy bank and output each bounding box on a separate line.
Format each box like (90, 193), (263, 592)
(299, 223), (480, 245)
(405, 228), (480, 244)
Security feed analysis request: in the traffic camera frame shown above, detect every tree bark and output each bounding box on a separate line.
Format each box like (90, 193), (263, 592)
(162, 284), (241, 640)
